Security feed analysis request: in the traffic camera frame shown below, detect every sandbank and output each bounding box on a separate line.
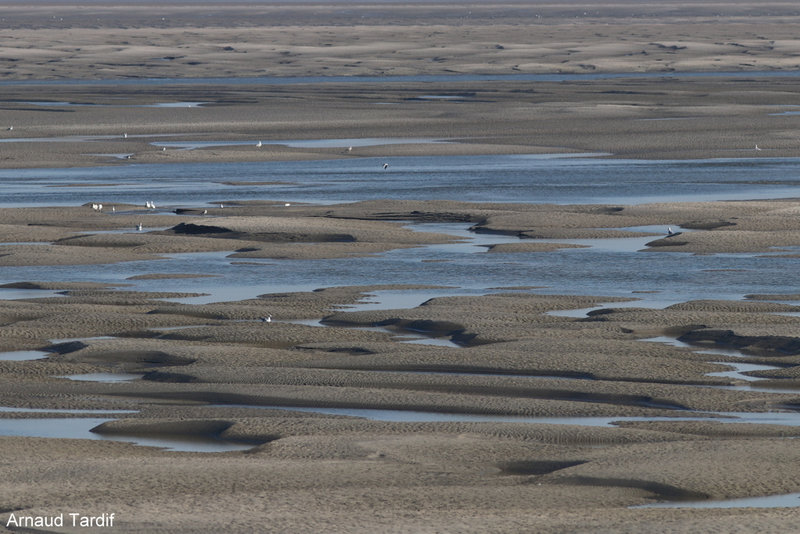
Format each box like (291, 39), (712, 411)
(3, 2), (800, 533)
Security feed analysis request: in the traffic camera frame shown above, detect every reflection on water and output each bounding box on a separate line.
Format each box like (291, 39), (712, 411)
(4, 70), (800, 88)
(11, 101), (208, 108)
(0, 417), (251, 452)
(707, 362), (777, 382)
(643, 336), (800, 394)
(0, 407), (251, 452)
(3, 152), (800, 453)
(152, 137), (446, 151)
(390, 336), (461, 347)
(635, 492), (800, 509)
(1, 153), (799, 308)
(3, 219), (799, 309)
(3, 154), (800, 208)
(0, 350), (49, 361)
(215, 405), (800, 427)
(342, 287), (472, 312)
(59, 372), (144, 383)
(0, 288), (63, 300)
(0, 406), (135, 414)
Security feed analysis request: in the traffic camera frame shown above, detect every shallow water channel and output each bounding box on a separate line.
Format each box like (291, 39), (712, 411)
(2, 151), (800, 507)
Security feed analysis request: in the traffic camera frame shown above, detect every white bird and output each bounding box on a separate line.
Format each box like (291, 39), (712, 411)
(667, 227), (675, 235)
(91, 203), (97, 210)
(111, 206), (115, 213)
(137, 223), (143, 231)
(220, 204), (224, 209)
(7, 126), (12, 131)
(755, 144), (762, 151)
(97, 203), (102, 211)
(256, 141), (262, 148)
(260, 314), (272, 323)
(203, 209), (208, 215)
(123, 132), (128, 139)
(161, 146), (166, 152)
(383, 163), (389, 169)
(284, 203), (291, 207)
(347, 146), (353, 152)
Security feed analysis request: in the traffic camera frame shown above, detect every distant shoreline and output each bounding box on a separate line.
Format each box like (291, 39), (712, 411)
(3, 69), (800, 86)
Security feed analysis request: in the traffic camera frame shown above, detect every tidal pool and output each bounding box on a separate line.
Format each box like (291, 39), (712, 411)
(635, 492), (800, 509)
(217, 405), (800, 427)
(0, 407), (251, 453)
(0, 350), (49, 361)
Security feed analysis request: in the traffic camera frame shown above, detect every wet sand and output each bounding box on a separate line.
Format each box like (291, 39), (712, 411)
(3, 200), (800, 534)
(2, 2), (800, 166)
(3, 2), (800, 533)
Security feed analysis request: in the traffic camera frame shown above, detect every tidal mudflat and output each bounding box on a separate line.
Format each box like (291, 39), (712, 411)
(4, 2), (800, 533)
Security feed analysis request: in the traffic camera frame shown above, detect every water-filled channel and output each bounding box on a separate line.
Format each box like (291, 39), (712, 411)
(3, 152), (800, 466)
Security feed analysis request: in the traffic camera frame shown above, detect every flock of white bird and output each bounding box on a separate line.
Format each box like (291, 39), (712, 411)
(88, 200), (159, 231)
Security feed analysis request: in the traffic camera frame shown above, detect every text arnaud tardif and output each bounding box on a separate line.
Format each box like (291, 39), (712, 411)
(6, 512), (115, 528)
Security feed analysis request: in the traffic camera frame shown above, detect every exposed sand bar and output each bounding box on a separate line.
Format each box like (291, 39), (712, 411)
(3, 2), (800, 533)
(2, 198), (800, 532)
(2, 2), (800, 166)
(2, 199), (800, 268)
(4, 74), (800, 167)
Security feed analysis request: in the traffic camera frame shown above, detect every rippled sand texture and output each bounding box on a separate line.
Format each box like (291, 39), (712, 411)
(5, 1), (800, 80)
(1, 200), (800, 533)
(3, 2), (800, 167)
(3, 2), (800, 533)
